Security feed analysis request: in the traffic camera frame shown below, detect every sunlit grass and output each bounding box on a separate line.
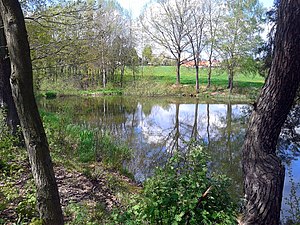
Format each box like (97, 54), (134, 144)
(140, 66), (265, 88)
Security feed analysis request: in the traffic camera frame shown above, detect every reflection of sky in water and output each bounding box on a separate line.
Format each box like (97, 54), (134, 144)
(136, 104), (231, 146)
(124, 102), (300, 220)
(41, 97), (300, 221)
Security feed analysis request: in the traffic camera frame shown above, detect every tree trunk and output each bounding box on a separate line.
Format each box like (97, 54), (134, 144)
(0, 1), (64, 224)
(207, 59), (212, 88)
(120, 65), (125, 88)
(0, 17), (4, 107)
(241, 1), (300, 224)
(207, 42), (214, 88)
(176, 54), (181, 85)
(227, 69), (233, 92)
(0, 15), (19, 135)
(195, 65), (199, 93)
(0, 61), (3, 106)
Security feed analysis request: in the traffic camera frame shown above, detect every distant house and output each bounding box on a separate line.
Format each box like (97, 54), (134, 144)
(211, 59), (221, 67)
(182, 59), (220, 68)
(182, 60), (195, 67)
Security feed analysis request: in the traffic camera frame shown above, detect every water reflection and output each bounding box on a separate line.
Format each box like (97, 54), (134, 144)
(40, 96), (299, 218)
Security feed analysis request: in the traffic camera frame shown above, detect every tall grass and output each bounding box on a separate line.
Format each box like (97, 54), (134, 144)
(41, 111), (132, 171)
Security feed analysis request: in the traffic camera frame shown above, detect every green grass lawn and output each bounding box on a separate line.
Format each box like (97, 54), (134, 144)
(139, 66), (265, 89)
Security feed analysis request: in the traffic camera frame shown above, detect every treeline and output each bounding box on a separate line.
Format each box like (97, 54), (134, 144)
(24, 0), (138, 90)
(23, 0), (273, 93)
(140, 0), (267, 92)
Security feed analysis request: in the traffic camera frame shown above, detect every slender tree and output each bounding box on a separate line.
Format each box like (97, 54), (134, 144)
(217, 0), (263, 92)
(187, 0), (206, 93)
(142, 44), (153, 65)
(0, 0), (64, 224)
(241, 1), (300, 224)
(206, 0), (222, 88)
(141, 0), (191, 85)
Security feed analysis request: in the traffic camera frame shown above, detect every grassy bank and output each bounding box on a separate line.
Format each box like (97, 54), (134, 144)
(39, 66), (265, 101)
(0, 110), (138, 224)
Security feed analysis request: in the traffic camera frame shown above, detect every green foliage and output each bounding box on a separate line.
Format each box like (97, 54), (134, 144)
(142, 45), (153, 65)
(42, 109), (132, 166)
(114, 147), (237, 225)
(97, 133), (132, 169)
(16, 189), (37, 221)
(0, 110), (16, 151)
(41, 111), (71, 155)
(64, 124), (97, 162)
(0, 110), (38, 223)
(65, 202), (110, 225)
(66, 202), (92, 225)
(29, 218), (44, 225)
(44, 91), (57, 99)
(81, 88), (123, 96)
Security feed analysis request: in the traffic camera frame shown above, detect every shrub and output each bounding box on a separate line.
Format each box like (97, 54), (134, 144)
(114, 147), (237, 225)
(44, 91), (57, 99)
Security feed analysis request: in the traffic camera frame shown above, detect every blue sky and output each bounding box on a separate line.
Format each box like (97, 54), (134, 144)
(117, 0), (274, 18)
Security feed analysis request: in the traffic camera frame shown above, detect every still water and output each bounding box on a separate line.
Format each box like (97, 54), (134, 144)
(40, 96), (300, 219)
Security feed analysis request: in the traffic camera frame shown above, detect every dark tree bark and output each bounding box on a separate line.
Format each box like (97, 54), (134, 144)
(0, 15), (19, 134)
(176, 53), (181, 85)
(195, 65), (199, 93)
(207, 59), (212, 88)
(227, 68), (234, 93)
(0, 0), (64, 224)
(241, 1), (300, 224)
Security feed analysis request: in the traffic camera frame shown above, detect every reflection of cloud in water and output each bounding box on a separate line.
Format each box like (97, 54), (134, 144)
(136, 103), (247, 147)
(138, 105), (175, 144)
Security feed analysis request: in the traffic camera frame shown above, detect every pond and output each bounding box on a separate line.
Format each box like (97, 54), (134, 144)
(40, 96), (300, 220)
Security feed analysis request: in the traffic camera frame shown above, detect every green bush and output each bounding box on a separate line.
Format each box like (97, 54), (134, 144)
(44, 91), (57, 99)
(0, 110), (38, 223)
(114, 147), (237, 225)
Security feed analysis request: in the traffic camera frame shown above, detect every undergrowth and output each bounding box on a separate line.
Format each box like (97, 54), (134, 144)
(41, 111), (133, 171)
(112, 147), (238, 225)
(0, 110), (38, 224)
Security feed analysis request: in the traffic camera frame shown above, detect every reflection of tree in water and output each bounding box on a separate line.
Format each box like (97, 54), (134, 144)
(40, 97), (300, 189)
(238, 103), (300, 162)
(278, 105), (300, 162)
(207, 104), (249, 201)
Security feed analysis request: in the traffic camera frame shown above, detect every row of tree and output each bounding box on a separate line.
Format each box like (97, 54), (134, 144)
(18, 0), (267, 93)
(25, 0), (138, 89)
(140, 0), (264, 92)
(22, 0), (266, 92)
